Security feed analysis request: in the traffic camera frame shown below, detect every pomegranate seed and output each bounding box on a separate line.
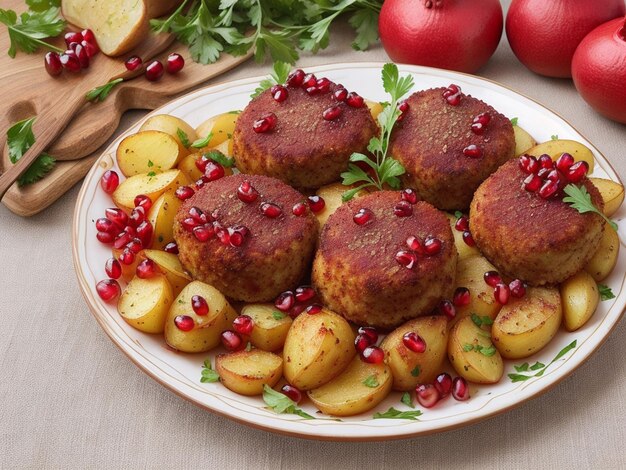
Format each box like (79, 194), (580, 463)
(453, 287), (471, 307)
(470, 122), (485, 134)
(302, 73), (317, 88)
(166, 53), (184, 74)
(233, 315), (254, 335)
(292, 202), (307, 216)
(193, 225), (213, 242)
(438, 300), (456, 320)
(260, 202), (282, 218)
(125, 55), (142, 71)
(555, 153), (574, 173)
(538, 180), (559, 199)
(174, 315), (194, 332)
(537, 168), (551, 180)
(281, 384), (302, 403)
(361, 346), (384, 364)
(204, 162), (225, 181)
(293, 286), (314, 303)
(462, 231), (475, 247)
(113, 231), (133, 250)
(164, 242), (179, 254)
(105, 258), (122, 279)
(100, 170), (119, 194)
(80, 39), (98, 57)
(253, 113), (277, 133)
(288, 304), (306, 319)
(471, 112), (491, 134)
(475, 113), (491, 124)
(523, 174), (542, 192)
(394, 200), (413, 217)
(235, 180), (257, 203)
(126, 238), (143, 254)
(423, 236), (442, 255)
(105, 207), (128, 228)
(442, 84), (462, 105)
(134, 194), (152, 211)
(188, 206), (206, 224)
(129, 208), (146, 229)
(96, 231), (113, 244)
(44, 52), (63, 76)
(455, 215), (469, 231)
(136, 221), (153, 247)
(136, 259), (156, 279)
(275, 291), (295, 312)
(145, 60), (164, 81)
(353, 208), (374, 225)
(484, 271), (502, 287)
(354, 334), (371, 353)
(333, 88), (348, 101)
(65, 31), (83, 47)
(305, 86), (319, 96)
(81, 29), (96, 44)
(401, 188), (418, 204)
(403, 332), (426, 353)
(395, 250), (417, 269)
(221, 330), (243, 351)
(307, 195), (325, 213)
(519, 154), (539, 174)
(398, 100), (410, 114)
(316, 77), (331, 93)
(271, 84), (288, 102)
(96, 217), (116, 233)
(213, 226), (228, 245)
(406, 235), (424, 253)
(118, 249), (135, 265)
(358, 326), (378, 344)
(74, 43), (90, 68)
(182, 217), (199, 232)
(286, 69), (305, 87)
(195, 177), (209, 190)
(452, 376), (470, 401)
(509, 279), (527, 298)
(175, 185), (194, 200)
(227, 225), (248, 247)
(463, 144), (483, 158)
(346, 92), (364, 108)
(195, 155), (211, 173)
(305, 304), (322, 315)
(434, 373), (453, 397)
(59, 52), (81, 72)
(416, 383), (440, 408)
(567, 161), (589, 183)
(96, 279), (120, 302)
(494, 283), (510, 304)
(538, 154), (553, 170)
(323, 105), (342, 121)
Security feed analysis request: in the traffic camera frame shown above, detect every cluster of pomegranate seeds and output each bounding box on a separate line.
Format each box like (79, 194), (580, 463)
(353, 208), (374, 225)
(127, 53), (184, 81)
(45, 29), (100, 77)
(280, 384), (302, 403)
(414, 373), (469, 408)
(307, 195), (325, 213)
(180, 206), (249, 248)
(463, 144), (483, 159)
(96, 279), (121, 302)
(221, 330), (244, 351)
(483, 270), (527, 305)
(233, 315), (254, 335)
(274, 285), (321, 319)
(519, 152), (589, 199)
(253, 112), (278, 133)
(471, 113), (491, 135)
(442, 84), (462, 106)
(452, 287), (471, 307)
(396, 233), (443, 270)
(403, 332), (427, 353)
(453, 213), (475, 247)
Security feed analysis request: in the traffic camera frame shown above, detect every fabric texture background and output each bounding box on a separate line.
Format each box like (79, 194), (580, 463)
(2, 1), (626, 467)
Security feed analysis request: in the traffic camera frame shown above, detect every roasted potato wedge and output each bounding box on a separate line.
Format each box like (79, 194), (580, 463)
(307, 356), (392, 416)
(117, 131), (180, 177)
(112, 169), (189, 211)
(492, 286), (562, 359)
(164, 281), (235, 353)
(448, 316), (504, 384)
(240, 304), (293, 352)
(445, 213), (480, 260)
(453, 255), (503, 324)
(589, 178), (624, 217)
(215, 349), (283, 396)
(513, 125), (537, 156)
(365, 100), (384, 120)
(177, 153), (204, 183)
(194, 112), (239, 149)
(585, 226), (619, 282)
(560, 271), (600, 331)
(147, 192), (182, 251)
(380, 316), (448, 391)
(140, 249), (191, 296)
(139, 114), (198, 158)
(118, 274), (173, 333)
(283, 308), (356, 390)
(526, 139), (595, 173)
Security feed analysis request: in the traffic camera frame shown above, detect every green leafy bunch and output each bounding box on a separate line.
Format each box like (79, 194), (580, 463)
(6, 117), (56, 186)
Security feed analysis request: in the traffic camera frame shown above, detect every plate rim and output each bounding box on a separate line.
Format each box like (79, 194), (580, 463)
(72, 61), (626, 441)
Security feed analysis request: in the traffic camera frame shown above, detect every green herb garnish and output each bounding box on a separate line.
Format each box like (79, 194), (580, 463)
(190, 132), (213, 149)
(272, 310), (286, 320)
(508, 340), (577, 382)
(86, 78), (124, 102)
(0, 6), (65, 57)
(251, 61), (291, 98)
(177, 128), (191, 148)
(598, 284), (615, 301)
(362, 375), (379, 388)
(340, 63), (413, 201)
(262, 385), (315, 419)
(400, 392), (414, 408)
(563, 184), (618, 231)
(373, 407), (422, 420)
(471, 313), (493, 328)
(6, 117), (56, 186)
(410, 365), (420, 377)
(551, 134), (559, 141)
(200, 359), (220, 383)
(510, 117), (518, 126)
(204, 150), (235, 168)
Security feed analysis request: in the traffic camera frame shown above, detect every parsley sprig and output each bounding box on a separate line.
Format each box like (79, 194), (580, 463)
(340, 63), (413, 201)
(86, 79), (124, 102)
(563, 184), (618, 231)
(373, 407), (422, 420)
(200, 359), (220, 383)
(262, 385), (315, 419)
(0, 5), (65, 58)
(6, 117), (56, 186)
(508, 340), (577, 382)
(598, 284), (615, 301)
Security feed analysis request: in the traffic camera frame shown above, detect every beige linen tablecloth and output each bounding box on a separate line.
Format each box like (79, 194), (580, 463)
(2, 1), (626, 467)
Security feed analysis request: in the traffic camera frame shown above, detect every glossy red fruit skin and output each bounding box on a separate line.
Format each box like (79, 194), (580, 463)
(572, 17), (626, 124)
(166, 53), (185, 74)
(145, 60), (164, 81)
(281, 384), (302, 403)
(125, 55), (142, 71)
(44, 52), (63, 76)
(506, 0), (625, 78)
(96, 279), (120, 302)
(379, 0), (503, 73)
(100, 170), (119, 194)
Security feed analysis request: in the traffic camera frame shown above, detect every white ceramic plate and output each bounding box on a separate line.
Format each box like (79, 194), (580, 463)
(73, 63), (626, 441)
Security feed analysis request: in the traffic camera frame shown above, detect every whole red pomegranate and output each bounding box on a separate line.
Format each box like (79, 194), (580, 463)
(572, 17), (626, 124)
(379, 0), (503, 73)
(506, 0), (626, 78)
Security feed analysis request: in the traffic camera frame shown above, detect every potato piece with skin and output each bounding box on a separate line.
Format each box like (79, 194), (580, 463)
(365, 100), (384, 121)
(492, 286), (562, 359)
(560, 271), (600, 332)
(452, 255), (502, 326)
(448, 316), (504, 384)
(139, 115), (198, 159)
(112, 169), (189, 211)
(164, 281), (235, 353)
(139, 249), (191, 297)
(525, 139), (595, 173)
(314, 183), (366, 227)
(147, 192), (182, 250)
(215, 350), (283, 396)
(307, 356), (392, 417)
(176, 150), (235, 184)
(585, 226), (619, 282)
(380, 316), (448, 391)
(589, 178), (624, 217)
(445, 213), (480, 260)
(118, 274), (173, 334)
(283, 308), (356, 391)
(117, 131), (181, 177)
(513, 125), (537, 156)
(194, 112), (239, 149)
(240, 304), (292, 352)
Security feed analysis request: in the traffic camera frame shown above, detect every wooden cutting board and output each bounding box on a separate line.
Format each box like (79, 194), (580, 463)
(0, 0), (252, 216)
